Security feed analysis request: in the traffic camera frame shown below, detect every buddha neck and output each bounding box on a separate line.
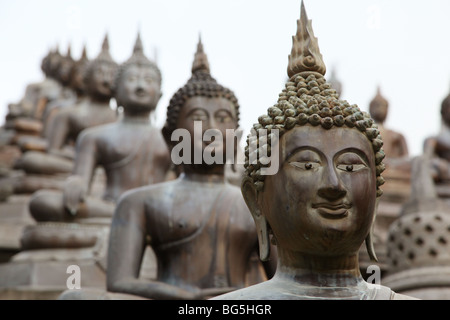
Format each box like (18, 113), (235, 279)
(121, 109), (152, 124)
(89, 92), (112, 104)
(87, 98), (111, 109)
(275, 249), (363, 287)
(181, 167), (225, 184)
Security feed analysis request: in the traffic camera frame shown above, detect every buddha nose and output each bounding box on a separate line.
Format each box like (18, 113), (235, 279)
(318, 165), (347, 200)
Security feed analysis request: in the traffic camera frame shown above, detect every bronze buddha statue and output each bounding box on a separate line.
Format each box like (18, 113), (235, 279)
(0, 33), (171, 300)
(213, 1), (415, 300)
(12, 34), (119, 180)
(369, 86), (409, 161)
(104, 37), (275, 300)
(29, 32), (171, 222)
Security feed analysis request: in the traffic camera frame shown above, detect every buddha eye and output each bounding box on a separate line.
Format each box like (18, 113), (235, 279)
(336, 163), (366, 172)
(145, 77), (154, 84)
(290, 161), (320, 170)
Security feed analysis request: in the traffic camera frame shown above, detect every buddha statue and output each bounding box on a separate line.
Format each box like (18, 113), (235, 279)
(101, 37), (276, 300)
(10, 34), (118, 191)
(15, 45), (87, 154)
(4, 47), (63, 125)
(33, 45), (77, 122)
(1, 47), (64, 150)
(358, 87), (412, 277)
(383, 154), (450, 299)
(28, 32), (171, 222)
(213, 1), (415, 300)
(39, 45), (87, 139)
(424, 87), (450, 187)
(0, 33), (170, 299)
(369, 86), (409, 162)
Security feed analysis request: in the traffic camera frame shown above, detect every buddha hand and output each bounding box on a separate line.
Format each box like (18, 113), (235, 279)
(62, 175), (87, 216)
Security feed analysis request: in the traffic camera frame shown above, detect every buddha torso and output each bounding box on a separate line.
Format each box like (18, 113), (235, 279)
(84, 120), (170, 201)
(137, 176), (256, 291)
(66, 101), (116, 142)
(212, 275), (412, 300)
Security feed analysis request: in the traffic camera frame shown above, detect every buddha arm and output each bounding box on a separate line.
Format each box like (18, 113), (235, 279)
(72, 131), (97, 188)
(62, 131), (97, 214)
(106, 193), (201, 300)
(47, 111), (70, 153)
(397, 134), (409, 157)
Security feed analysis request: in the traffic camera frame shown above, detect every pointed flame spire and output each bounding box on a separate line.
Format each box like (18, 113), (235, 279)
(66, 44), (72, 58)
(124, 31), (152, 65)
(80, 43), (88, 60)
(94, 32), (115, 64)
(101, 33), (110, 51)
(191, 34), (210, 74)
(133, 31), (144, 54)
(287, 0), (326, 78)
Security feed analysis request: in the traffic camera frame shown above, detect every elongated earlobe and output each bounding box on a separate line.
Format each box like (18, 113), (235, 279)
(365, 230), (378, 263)
(366, 198), (379, 262)
(241, 177), (271, 261)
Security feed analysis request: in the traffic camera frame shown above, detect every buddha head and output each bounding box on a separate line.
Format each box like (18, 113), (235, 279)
(440, 88), (450, 127)
(114, 32), (162, 115)
(369, 86), (389, 125)
(242, 1), (385, 263)
(83, 34), (118, 100)
(162, 37), (240, 172)
(41, 46), (62, 80)
(69, 45), (90, 97)
(57, 45), (75, 87)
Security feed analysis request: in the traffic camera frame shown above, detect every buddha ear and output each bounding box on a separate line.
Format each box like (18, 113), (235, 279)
(365, 197), (379, 262)
(241, 177), (271, 261)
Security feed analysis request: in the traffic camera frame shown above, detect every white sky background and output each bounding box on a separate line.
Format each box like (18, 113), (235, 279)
(1, 0), (450, 157)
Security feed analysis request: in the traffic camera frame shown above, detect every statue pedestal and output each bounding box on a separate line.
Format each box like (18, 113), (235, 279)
(359, 164), (411, 278)
(382, 266), (450, 300)
(0, 221), (110, 300)
(0, 195), (36, 262)
(58, 287), (149, 300)
(0, 218), (158, 300)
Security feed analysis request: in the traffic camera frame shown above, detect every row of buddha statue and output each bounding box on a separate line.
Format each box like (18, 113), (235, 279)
(0, 0), (449, 300)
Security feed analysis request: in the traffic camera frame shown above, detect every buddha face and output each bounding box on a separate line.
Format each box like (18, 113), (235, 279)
(256, 124), (377, 257)
(115, 64), (161, 113)
(369, 102), (388, 124)
(441, 99), (450, 127)
(70, 63), (88, 94)
(58, 58), (74, 86)
(176, 96), (237, 167)
(89, 62), (116, 98)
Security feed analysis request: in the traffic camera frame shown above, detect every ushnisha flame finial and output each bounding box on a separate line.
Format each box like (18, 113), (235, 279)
(287, 1), (326, 78)
(113, 30), (161, 89)
(133, 31), (144, 54)
(80, 43), (88, 60)
(191, 34), (210, 74)
(101, 33), (110, 51)
(93, 32), (115, 64)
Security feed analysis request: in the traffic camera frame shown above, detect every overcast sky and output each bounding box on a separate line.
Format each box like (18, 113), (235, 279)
(1, 0), (450, 156)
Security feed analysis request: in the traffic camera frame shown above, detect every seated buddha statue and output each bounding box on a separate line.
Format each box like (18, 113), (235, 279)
(424, 87), (450, 186)
(29, 32), (171, 222)
(358, 86), (412, 276)
(0, 34), (172, 299)
(15, 45), (85, 154)
(40, 45), (88, 143)
(213, 1), (415, 300)
(369, 86), (409, 166)
(12, 34), (118, 184)
(1, 47), (64, 147)
(101, 37), (276, 300)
